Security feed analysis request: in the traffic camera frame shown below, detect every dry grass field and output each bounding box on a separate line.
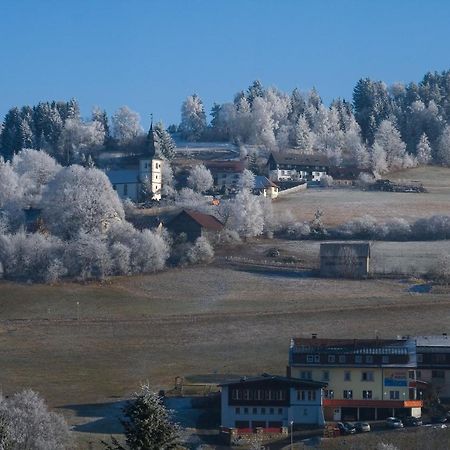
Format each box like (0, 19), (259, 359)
(273, 166), (450, 226)
(1, 264), (450, 447)
(1, 166), (450, 448)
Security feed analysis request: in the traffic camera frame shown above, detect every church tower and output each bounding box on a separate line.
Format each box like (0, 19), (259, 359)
(139, 117), (163, 201)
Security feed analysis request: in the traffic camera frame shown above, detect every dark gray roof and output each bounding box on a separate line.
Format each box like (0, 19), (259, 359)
(268, 152), (330, 167)
(254, 176), (278, 189)
(218, 373), (327, 388)
(106, 169), (140, 184)
(320, 242), (371, 257)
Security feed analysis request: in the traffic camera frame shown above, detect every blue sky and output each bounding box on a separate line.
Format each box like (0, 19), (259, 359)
(1, 0), (449, 127)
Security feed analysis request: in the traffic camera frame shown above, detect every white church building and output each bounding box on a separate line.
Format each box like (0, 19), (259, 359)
(106, 121), (163, 202)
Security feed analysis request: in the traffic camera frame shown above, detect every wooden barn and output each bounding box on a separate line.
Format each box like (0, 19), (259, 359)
(320, 242), (370, 279)
(166, 209), (224, 242)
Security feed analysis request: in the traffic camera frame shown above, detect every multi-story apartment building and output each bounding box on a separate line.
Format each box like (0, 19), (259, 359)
(288, 336), (422, 422)
(415, 334), (450, 400)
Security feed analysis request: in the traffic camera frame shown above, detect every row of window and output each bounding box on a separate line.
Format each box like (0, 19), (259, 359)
(296, 390), (317, 401)
(338, 390), (402, 400)
(231, 389), (286, 401)
(305, 354), (391, 364)
(300, 370), (375, 382)
(235, 407), (283, 415)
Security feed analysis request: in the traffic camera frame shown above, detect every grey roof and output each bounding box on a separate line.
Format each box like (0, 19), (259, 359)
(268, 152), (330, 167)
(414, 335), (450, 347)
(106, 169), (140, 184)
(218, 373), (327, 388)
(320, 242), (371, 258)
(254, 176), (278, 189)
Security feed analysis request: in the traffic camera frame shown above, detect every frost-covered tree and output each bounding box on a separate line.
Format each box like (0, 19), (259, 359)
(161, 162), (176, 199)
(103, 384), (180, 450)
(187, 164), (214, 193)
(179, 94), (207, 141)
(374, 120), (412, 170)
(92, 106), (110, 140)
(112, 106), (143, 144)
(58, 118), (105, 163)
(0, 389), (71, 450)
(416, 133), (432, 164)
(42, 165), (125, 239)
(239, 169), (256, 191)
(436, 125), (450, 165)
(174, 188), (211, 213)
(187, 236), (214, 264)
(153, 121), (176, 160)
(0, 158), (22, 207)
(371, 141), (388, 175)
(12, 149), (61, 205)
(229, 189), (264, 238)
(294, 114), (313, 152)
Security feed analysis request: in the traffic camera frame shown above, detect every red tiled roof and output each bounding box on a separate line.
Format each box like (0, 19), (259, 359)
(183, 209), (224, 231)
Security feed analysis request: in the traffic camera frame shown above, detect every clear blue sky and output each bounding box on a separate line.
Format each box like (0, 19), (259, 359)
(1, 0), (449, 127)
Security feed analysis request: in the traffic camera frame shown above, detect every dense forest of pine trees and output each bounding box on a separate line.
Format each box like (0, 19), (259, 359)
(1, 70), (450, 173)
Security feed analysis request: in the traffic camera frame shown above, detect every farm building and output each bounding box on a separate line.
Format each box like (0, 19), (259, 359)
(266, 152), (330, 183)
(253, 176), (279, 199)
(219, 374), (327, 430)
(329, 167), (373, 186)
(166, 209), (224, 242)
(320, 243), (370, 278)
(203, 160), (247, 190)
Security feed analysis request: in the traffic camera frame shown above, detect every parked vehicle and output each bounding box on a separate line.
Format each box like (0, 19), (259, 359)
(336, 422), (356, 435)
(386, 417), (404, 429)
(354, 421), (371, 432)
(403, 416), (422, 427)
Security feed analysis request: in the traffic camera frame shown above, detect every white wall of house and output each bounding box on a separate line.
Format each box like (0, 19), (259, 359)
(112, 182), (140, 202)
(220, 386), (324, 428)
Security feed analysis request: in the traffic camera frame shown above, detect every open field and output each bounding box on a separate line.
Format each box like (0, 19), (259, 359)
(1, 263), (450, 447)
(273, 166), (450, 226)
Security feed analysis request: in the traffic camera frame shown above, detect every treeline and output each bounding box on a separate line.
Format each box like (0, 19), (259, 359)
(0, 101), (176, 164)
(177, 71), (450, 173)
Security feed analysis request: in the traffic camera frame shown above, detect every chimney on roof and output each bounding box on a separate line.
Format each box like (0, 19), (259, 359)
(312, 333), (317, 339)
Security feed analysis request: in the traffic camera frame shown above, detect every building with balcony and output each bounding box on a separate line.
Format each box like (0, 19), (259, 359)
(287, 336), (422, 422)
(219, 374), (327, 430)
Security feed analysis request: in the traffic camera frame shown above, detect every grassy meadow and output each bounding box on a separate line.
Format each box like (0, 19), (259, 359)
(1, 166), (450, 448)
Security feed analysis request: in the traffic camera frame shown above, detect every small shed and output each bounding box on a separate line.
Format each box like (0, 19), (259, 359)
(253, 176), (279, 199)
(320, 242), (370, 278)
(166, 209), (224, 242)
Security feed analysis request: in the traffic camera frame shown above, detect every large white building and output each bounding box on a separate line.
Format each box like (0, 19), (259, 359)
(106, 121), (162, 202)
(219, 374), (327, 430)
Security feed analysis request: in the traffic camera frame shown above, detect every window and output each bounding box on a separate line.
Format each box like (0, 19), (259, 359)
(344, 371), (351, 381)
(306, 355), (314, 363)
(308, 390), (316, 401)
(408, 371), (415, 380)
(362, 390), (373, 399)
(244, 408), (248, 414)
(339, 355), (346, 363)
(355, 355), (362, 363)
(252, 407), (257, 414)
(303, 408), (308, 416)
(278, 408), (283, 415)
(235, 407), (240, 414)
(343, 390), (353, 399)
(256, 390), (263, 400)
(390, 391), (400, 400)
(416, 370), (422, 379)
(269, 408), (274, 415)
(361, 371), (374, 382)
(314, 354), (320, 363)
(366, 356), (373, 363)
(328, 355), (336, 363)
(433, 354), (446, 363)
(264, 390), (271, 400)
(300, 371), (312, 380)
(382, 355), (389, 364)
(243, 390), (249, 400)
(417, 354), (423, 363)
(432, 370), (445, 378)
(232, 389), (240, 400)
(324, 389), (334, 399)
(261, 408), (266, 414)
(322, 371), (330, 381)
(297, 390), (306, 401)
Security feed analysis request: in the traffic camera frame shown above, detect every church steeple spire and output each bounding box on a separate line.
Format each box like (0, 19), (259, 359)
(146, 114), (156, 157)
